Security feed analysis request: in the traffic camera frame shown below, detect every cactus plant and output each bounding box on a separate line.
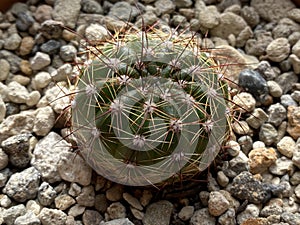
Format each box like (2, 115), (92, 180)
(70, 28), (232, 186)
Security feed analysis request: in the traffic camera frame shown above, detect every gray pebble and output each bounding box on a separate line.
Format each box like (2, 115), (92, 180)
(154, 0), (176, 15)
(30, 52), (51, 71)
(40, 20), (64, 39)
(275, 72), (298, 94)
(76, 185), (95, 207)
(33, 106), (55, 136)
(272, 18), (300, 39)
(198, 6), (220, 29)
(0, 50), (22, 73)
(107, 202), (127, 220)
(16, 12), (35, 31)
(0, 148), (8, 170)
(240, 6), (259, 28)
(57, 151), (92, 186)
(14, 211), (41, 225)
(38, 208), (67, 225)
(238, 135), (253, 154)
(2, 204), (26, 225)
(281, 212), (300, 225)
(1, 133), (32, 168)
(246, 108), (269, 129)
(277, 136), (296, 158)
(269, 157), (295, 176)
(7, 81), (29, 104)
(218, 207), (236, 225)
(0, 194), (12, 208)
(52, 0), (81, 29)
(3, 167), (40, 202)
(85, 24), (109, 44)
(236, 204), (259, 225)
(68, 204), (85, 217)
(0, 59), (10, 81)
(40, 40), (61, 55)
(55, 194), (75, 211)
(217, 171), (229, 187)
(82, 209), (103, 225)
(81, 0), (103, 14)
(190, 208), (216, 225)
(143, 200), (173, 225)
(38, 182), (56, 206)
(0, 168), (11, 188)
(290, 171), (300, 185)
(109, 2), (139, 22)
(123, 193), (143, 211)
(178, 205), (194, 221)
(267, 103), (287, 127)
(266, 38), (290, 62)
(280, 94), (298, 107)
(259, 123), (278, 146)
(32, 71), (51, 89)
(31, 132), (71, 183)
(4, 33), (22, 51)
(291, 90), (300, 102)
(267, 80), (283, 98)
(59, 45), (77, 62)
(222, 151), (249, 178)
(0, 97), (6, 122)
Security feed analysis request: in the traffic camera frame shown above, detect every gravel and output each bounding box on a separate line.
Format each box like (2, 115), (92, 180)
(0, 0), (300, 224)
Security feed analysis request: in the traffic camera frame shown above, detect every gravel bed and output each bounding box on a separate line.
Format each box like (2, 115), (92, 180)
(0, 0), (300, 225)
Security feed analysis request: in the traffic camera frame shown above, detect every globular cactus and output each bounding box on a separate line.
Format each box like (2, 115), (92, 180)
(71, 28), (231, 186)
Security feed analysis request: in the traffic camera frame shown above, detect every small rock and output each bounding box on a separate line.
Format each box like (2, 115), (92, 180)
(238, 69), (268, 100)
(40, 40), (61, 55)
(0, 97), (6, 122)
(250, 0), (295, 22)
(267, 103), (287, 127)
(57, 151), (92, 186)
(0, 148), (8, 170)
(38, 208), (67, 225)
(198, 6), (220, 29)
(190, 208), (216, 225)
(0, 50), (22, 73)
(269, 157), (295, 176)
(281, 212), (300, 225)
(81, 0), (103, 14)
(232, 121), (250, 135)
(123, 193), (143, 211)
(85, 24), (109, 44)
(281, 94), (298, 107)
(140, 190), (153, 207)
(4, 33), (22, 51)
(287, 106), (300, 139)
(218, 207), (236, 225)
(173, 0), (193, 7)
(290, 171), (300, 185)
(76, 185), (95, 207)
(7, 81), (29, 104)
(1, 133), (32, 168)
(237, 204), (260, 225)
(52, 0), (81, 28)
(32, 71), (51, 89)
(260, 204), (283, 217)
(3, 167), (40, 202)
(31, 132), (71, 183)
(143, 200), (173, 225)
(292, 144), (300, 169)
(267, 80), (283, 97)
(82, 209), (103, 225)
(0, 59), (10, 81)
(238, 135), (253, 154)
(30, 52), (51, 71)
(240, 6), (260, 28)
(288, 8), (300, 23)
(222, 151), (249, 178)
(16, 11), (35, 31)
(40, 20), (64, 39)
(277, 136), (296, 158)
(210, 12), (248, 39)
(154, 0), (176, 15)
(259, 123), (278, 146)
(68, 204), (85, 217)
(38, 182), (56, 206)
(2, 204), (26, 225)
(68, 183), (82, 197)
(55, 194), (76, 210)
(266, 38), (290, 62)
(226, 140), (240, 157)
(246, 108), (269, 129)
(95, 194), (108, 213)
(34, 4), (53, 23)
(107, 202), (127, 220)
(106, 184), (124, 202)
(272, 18), (300, 39)
(26, 91), (41, 107)
(208, 191), (230, 216)
(59, 45), (77, 62)
(275, 72), (298, 94)
(14, 211), (41, 225)
(228, 171), (275, 204)
(217, 171), (229, 187)
(248, 147), (277, 174)
(178, 205), (194, 221)
(33, 106), (55, 136)
(109, 1), (139, 21)
(232, 92), (256, 112)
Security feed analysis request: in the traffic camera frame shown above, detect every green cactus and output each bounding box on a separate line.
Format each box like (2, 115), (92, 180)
(71, 29), (231, 186)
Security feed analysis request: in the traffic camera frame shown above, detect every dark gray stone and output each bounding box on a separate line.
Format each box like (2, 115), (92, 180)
(40, 40), (61, 55)
(81, 0), (103, 14)
(238, 69), (268, 99)
(16, 12), (35, 31)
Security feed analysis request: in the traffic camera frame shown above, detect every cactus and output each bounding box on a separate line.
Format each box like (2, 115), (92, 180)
(70, 28), (231, 186)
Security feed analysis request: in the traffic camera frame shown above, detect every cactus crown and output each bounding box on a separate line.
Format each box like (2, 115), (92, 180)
(71, 27), (231, 186)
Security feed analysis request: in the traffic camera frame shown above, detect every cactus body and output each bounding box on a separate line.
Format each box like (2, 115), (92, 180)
(71, 29), (230, 186)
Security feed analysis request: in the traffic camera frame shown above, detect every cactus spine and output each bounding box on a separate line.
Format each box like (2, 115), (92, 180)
(71, 28), (231, 186)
